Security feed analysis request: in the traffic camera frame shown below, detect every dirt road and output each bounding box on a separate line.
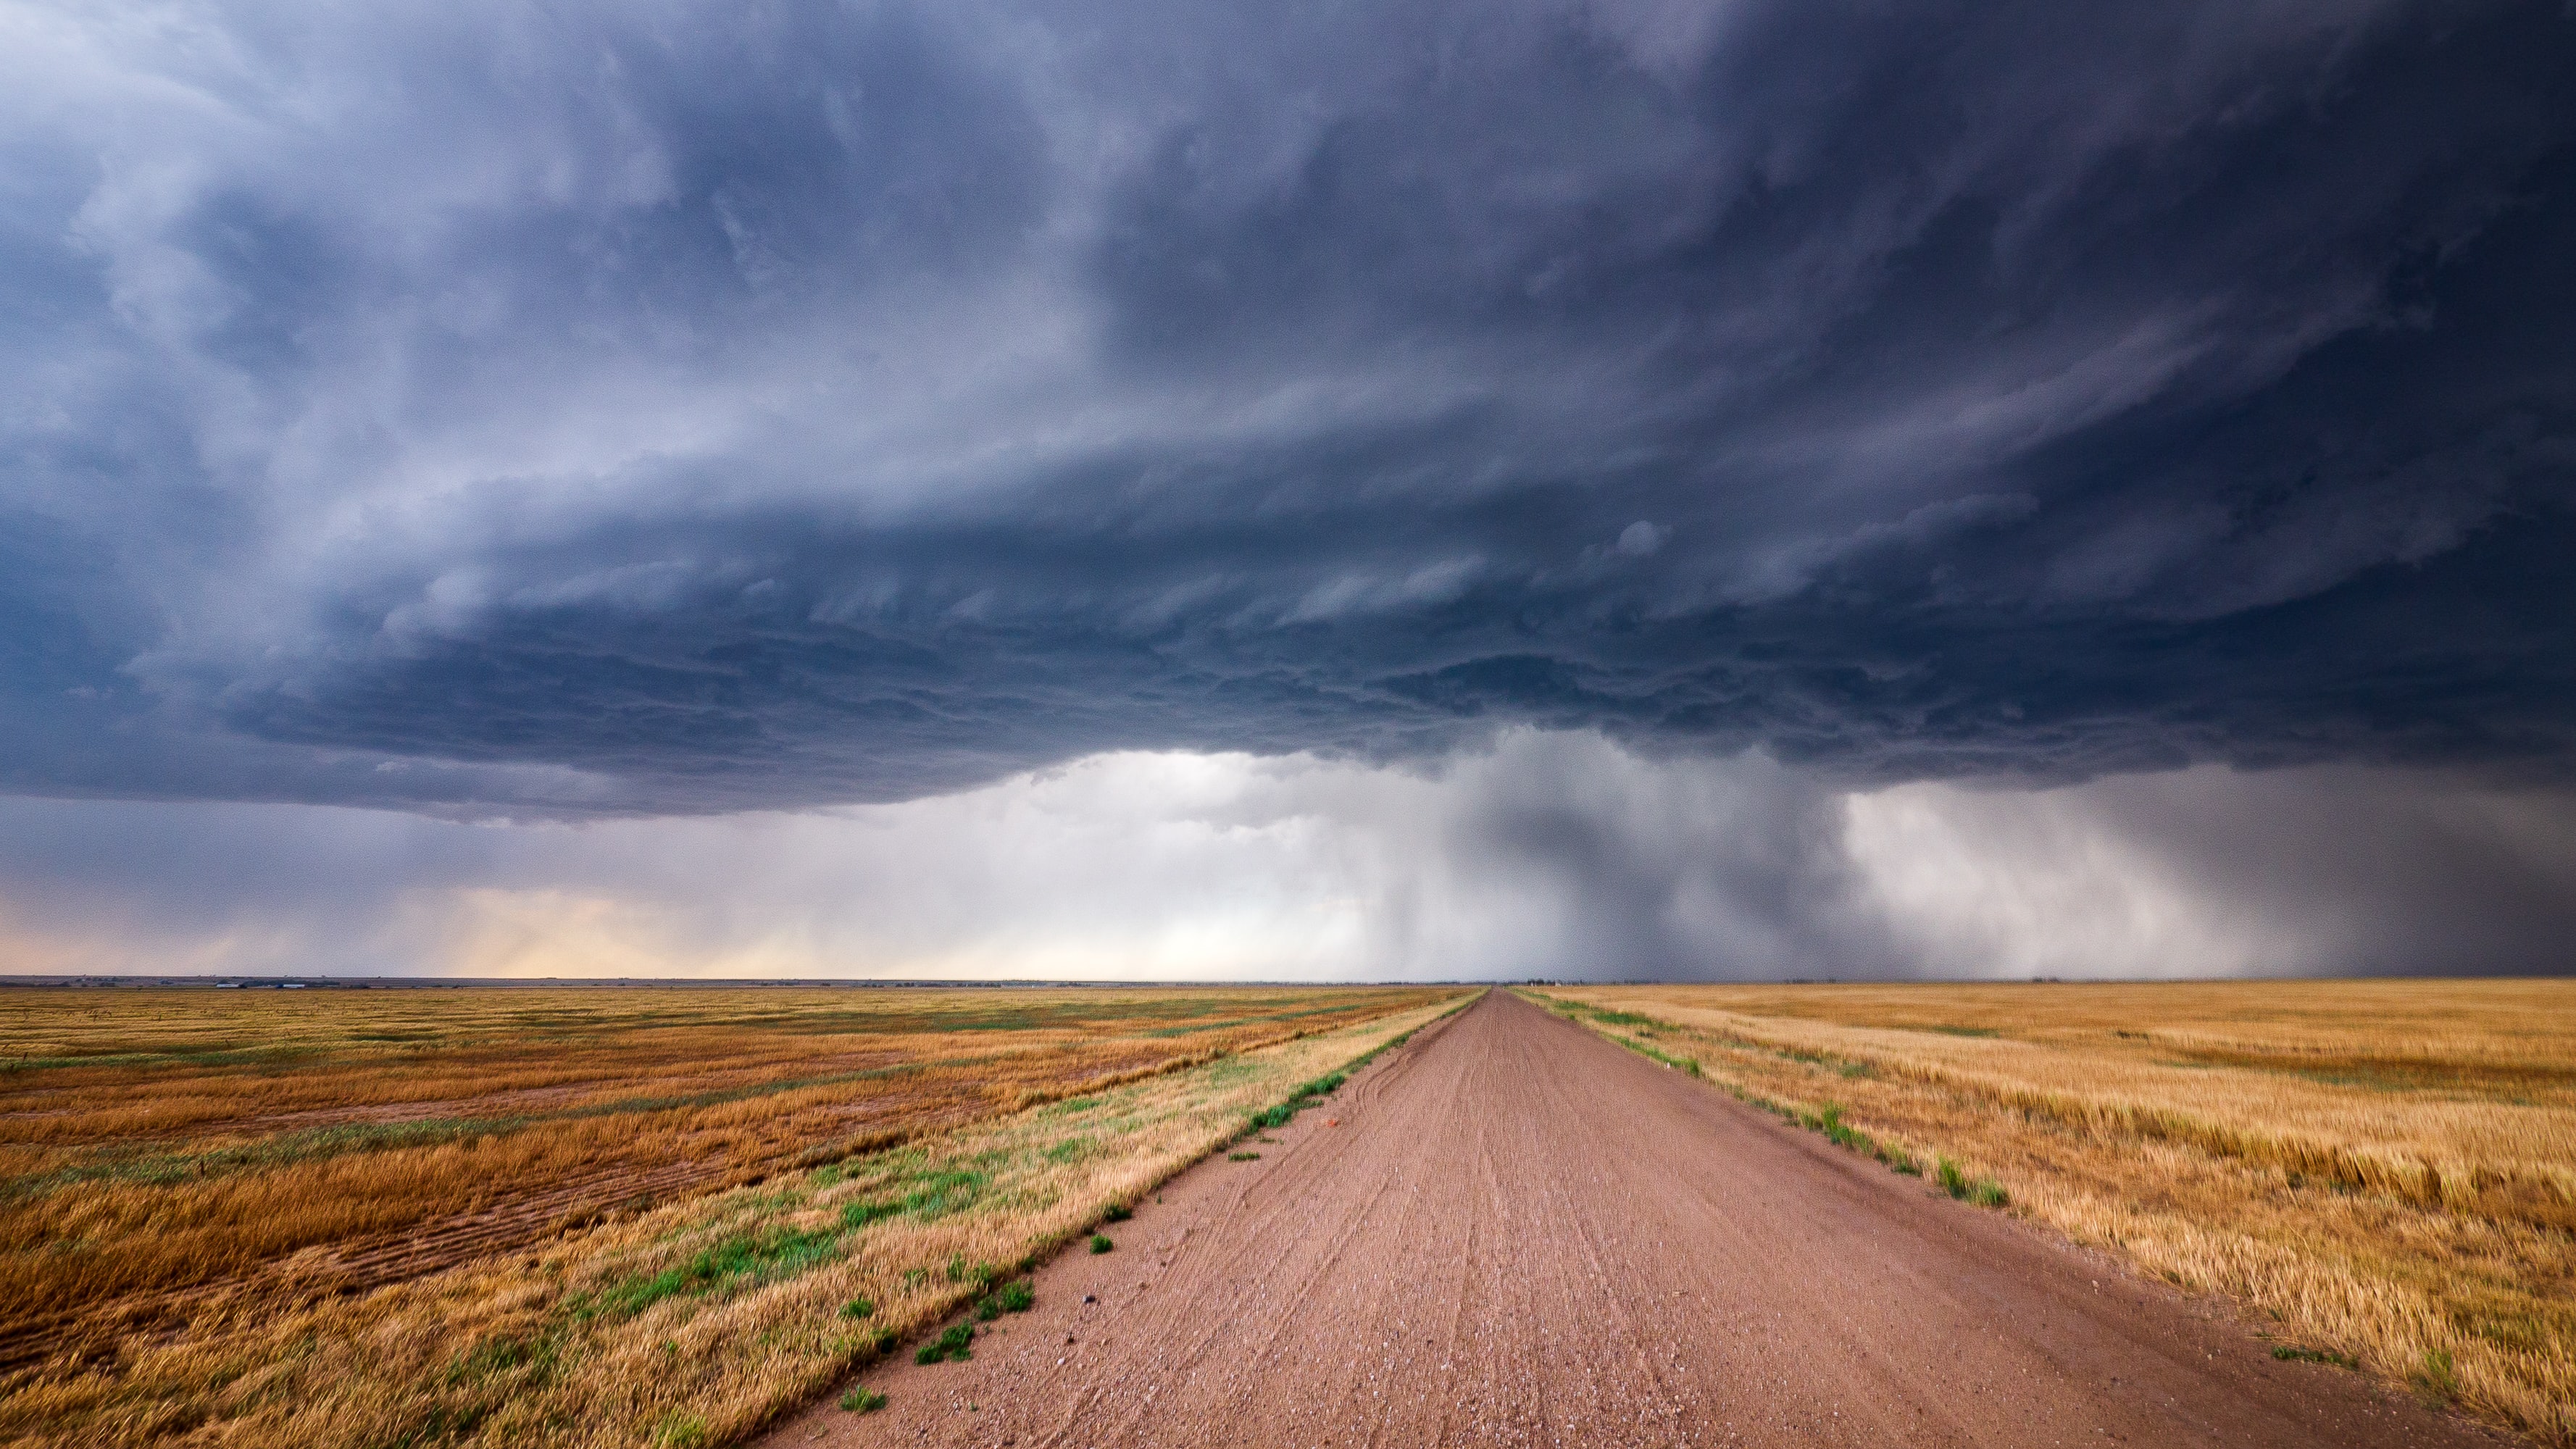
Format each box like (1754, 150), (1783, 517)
(763, 990), (2506, 1448)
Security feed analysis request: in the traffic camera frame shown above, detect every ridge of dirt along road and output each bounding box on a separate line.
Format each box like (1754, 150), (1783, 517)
(762, 990), (2511, 1449)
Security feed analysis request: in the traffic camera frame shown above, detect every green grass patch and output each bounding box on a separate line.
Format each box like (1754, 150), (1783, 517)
(1616, 1035), (1704, 1076)
(974, 1277), (1036, 1320)
(1803, 1103), (1867, 1151)
(579, 1226), (842, 1320)
(838, 1387), (887, 1413)
(838, 1200), (900, 1230)
(900, 1169), (988, 1219)
(1933, 1156), (2008, 1207)
(2414, 1347), (2461, 1401)
(582, 1267), (692, 1321)
(1249, 1068), (1352, 1130)
(689, 1227), (840, 1282)
(441, 1330), (560, 1388)
(2272, 1345), (2358, 1369)
(838, 1298), (875, 1320)
(914, 1324), (975, 1365)
(1088, 1234), (1114, 1254)
(1789, 1101), (1920, 1174)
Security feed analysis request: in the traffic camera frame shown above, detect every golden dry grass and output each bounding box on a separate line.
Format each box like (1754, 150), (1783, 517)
(0, 984), (1468, 1447)
(1527, 980), (2576, 1445)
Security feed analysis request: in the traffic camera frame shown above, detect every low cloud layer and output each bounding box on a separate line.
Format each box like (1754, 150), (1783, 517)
(6, 733), (2569, 981)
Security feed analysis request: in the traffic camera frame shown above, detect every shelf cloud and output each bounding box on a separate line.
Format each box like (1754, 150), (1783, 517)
(4, 0), (2572, 977)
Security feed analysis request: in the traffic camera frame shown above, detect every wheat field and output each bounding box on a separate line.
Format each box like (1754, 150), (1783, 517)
(0, 984), (1467, 1447)
(1529, 979), (2576, 1445)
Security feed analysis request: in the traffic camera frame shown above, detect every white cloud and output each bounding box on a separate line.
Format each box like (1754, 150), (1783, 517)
(1848, 765), (2576, 977)
(6, 738), (2567, 981)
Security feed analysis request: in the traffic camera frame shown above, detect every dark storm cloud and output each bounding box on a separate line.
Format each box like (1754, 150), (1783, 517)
(4, 0), (2574, 814)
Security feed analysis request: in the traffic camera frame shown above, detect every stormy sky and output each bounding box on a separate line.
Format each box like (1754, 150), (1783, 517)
(3, 0), (2572, 980)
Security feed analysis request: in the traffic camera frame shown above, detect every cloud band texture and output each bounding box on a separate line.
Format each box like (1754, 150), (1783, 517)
(2, 0), (2572, 816)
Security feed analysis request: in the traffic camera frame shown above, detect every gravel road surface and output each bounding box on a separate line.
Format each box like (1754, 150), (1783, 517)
(761, 990), (2506, 1448)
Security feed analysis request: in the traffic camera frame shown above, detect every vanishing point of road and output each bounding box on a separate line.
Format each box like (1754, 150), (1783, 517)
(765, 990), (2504, 1448)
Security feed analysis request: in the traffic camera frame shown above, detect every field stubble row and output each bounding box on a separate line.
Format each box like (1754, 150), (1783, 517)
(1527, 980), (2576, 1446)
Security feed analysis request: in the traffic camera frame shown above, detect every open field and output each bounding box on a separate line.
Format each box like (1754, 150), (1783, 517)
(1529, 980), (2576, 1445)
(0, 984), (1465, 1447)
(760, 991), (2498, 1449)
